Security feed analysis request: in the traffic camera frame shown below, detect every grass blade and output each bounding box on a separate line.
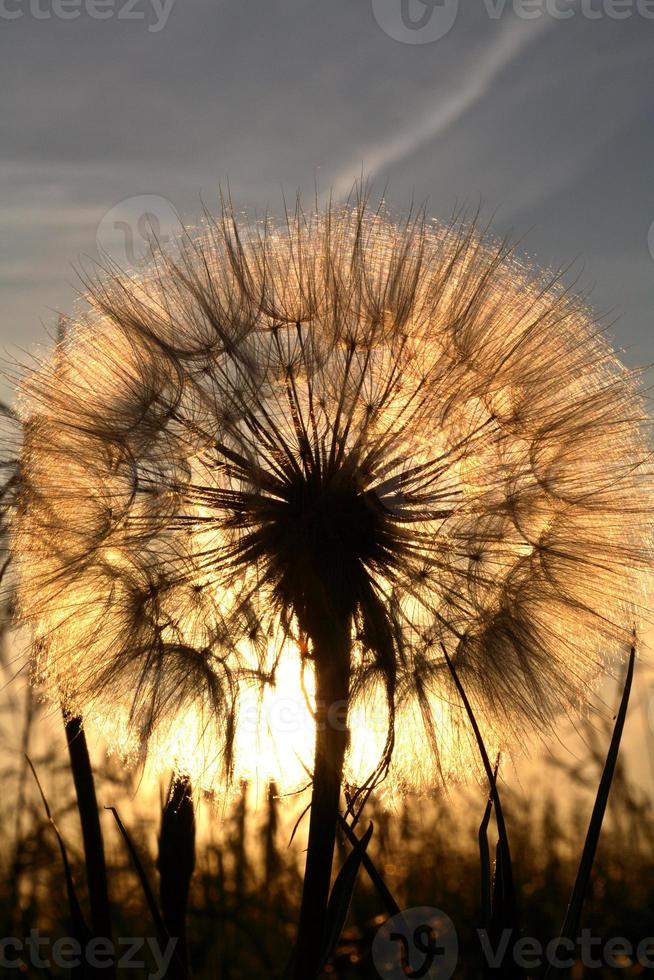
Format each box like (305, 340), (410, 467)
(478, 758), (500, 933)
(441, 646), (519, 977)
(317, 821), (374, 974)
(544, 644), (636, 980)
(338, 813), (401, 917)
(27, 755), (91, 950)
(106, 806), (169, 943)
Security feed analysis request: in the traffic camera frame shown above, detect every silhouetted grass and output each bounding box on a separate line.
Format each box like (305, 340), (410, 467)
(0, 655), (650, 979)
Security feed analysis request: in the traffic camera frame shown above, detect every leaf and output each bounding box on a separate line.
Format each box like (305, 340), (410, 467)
(441, 648), (519, 977)
(27, 755), (91, 957)
(338, 814), (400, 917)
(478, 762), (499, 933)
(544, 644), (636, 980)
(317, 821), (374, 973)
(106, 806), (170, 945)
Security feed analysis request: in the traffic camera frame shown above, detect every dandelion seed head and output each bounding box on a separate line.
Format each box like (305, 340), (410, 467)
(9, 202), (653, 794)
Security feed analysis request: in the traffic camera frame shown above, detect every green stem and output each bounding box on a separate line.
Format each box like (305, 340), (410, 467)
(293, 618), (351, 980)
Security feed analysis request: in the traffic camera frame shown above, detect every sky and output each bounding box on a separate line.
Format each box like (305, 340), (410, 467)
(1, 0), (654, 786)
(1, 0), (654, 387)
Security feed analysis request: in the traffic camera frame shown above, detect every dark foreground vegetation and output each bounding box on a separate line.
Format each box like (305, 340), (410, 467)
(1, 655), (652, 979)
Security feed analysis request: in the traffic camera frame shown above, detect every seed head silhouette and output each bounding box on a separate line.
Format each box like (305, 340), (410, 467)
(10, 201), (652, 799)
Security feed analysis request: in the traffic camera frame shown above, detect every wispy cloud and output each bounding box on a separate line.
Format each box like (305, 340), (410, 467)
(331, 17), (553, 199)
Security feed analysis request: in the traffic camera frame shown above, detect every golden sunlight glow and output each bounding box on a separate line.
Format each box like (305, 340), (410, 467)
(90, 639), (482, 798)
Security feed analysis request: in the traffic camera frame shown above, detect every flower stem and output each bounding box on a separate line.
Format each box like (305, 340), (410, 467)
(158, 775), (195, 979)
(62, 711), (113, 951)
(293, 618), (351, 979)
